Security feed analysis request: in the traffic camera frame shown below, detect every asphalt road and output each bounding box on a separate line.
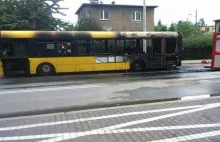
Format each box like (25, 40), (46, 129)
(1, 66), (220, 117)
(0, 97), (220, 142)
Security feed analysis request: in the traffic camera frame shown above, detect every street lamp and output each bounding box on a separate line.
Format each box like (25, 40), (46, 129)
(143, 0), (147, 32)
(189, 9), (198, 26)
(143, 0), (147, 53)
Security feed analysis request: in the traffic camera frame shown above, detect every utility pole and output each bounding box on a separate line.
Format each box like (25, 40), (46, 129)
(195, 9), (198, 26)
(143, 0), (147, 53)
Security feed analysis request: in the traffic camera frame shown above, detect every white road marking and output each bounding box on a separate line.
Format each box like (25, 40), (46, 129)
(102, 103), (220, 130)
(1, 123), (220, 142)
(1, 103), (218, 142)
(0, 134), (61, 141)
(151, 130), (220, 142)
(40, 123), (220, 142)
(174, 76), (220, 81)
(0, 85), (101, 95)
(117, 123), (220, 131)
(181, 94), (211, 101)
(0, 105), (202, 131)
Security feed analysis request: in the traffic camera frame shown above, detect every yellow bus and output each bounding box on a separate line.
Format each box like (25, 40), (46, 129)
(0, 31), (182, 76)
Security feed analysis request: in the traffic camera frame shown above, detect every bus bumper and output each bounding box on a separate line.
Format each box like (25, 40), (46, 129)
(0, 61), (4, 76)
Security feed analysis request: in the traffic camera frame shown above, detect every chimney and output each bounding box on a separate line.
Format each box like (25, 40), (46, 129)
(89, 0), (99, 4)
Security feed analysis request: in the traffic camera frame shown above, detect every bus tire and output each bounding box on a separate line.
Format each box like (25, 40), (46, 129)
(37, 63), (55, 76)
(131, 61), (145, 72)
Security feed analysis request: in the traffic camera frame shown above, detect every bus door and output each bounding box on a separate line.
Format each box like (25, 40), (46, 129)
(0, 59), (3, 76)
(0, 39), (3, 75)
(211, 32), (220, 70)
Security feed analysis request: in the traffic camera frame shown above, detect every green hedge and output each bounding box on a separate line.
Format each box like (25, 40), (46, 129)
(182, 48), (212, 60)
(182, 34), (213, 60)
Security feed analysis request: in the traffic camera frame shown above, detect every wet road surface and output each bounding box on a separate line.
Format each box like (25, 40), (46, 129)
(0, 63), (210, 86)
(0, 66), (220, 117)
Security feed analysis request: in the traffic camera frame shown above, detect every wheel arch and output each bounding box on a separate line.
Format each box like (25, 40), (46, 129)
(131, 58), (146, 72)
(36, 62), (56, 75)
(131, 58), (146, 67)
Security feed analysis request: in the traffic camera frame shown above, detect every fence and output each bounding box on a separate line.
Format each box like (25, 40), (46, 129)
(182, 47), (212, 60)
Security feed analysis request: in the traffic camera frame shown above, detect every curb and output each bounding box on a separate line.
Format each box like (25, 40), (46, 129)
(123, 69), (211, 75)
(182, 60), (211, 64)
(0, 98), (179, 119)
(2, 69), (211, 82)
(0, 94), (220, 119)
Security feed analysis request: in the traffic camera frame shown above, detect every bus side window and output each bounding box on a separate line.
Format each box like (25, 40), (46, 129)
(146, 39), (153, 54)
(93, 39), (114, 54)
(166, 39), (177, 53)
(57, 43), (72, 56)
(2, 44), (13, 57)
(116, 40), (125, 55)
(76, 40), (93, 55)
(0, 39), (27, 57)
(125, 39), (137, 55)
(37, 43), (56, 57)
(14, 39), (28, 57)
(93, 40), (105, 54)
(36, 39), (56, 57)
(152, 39), (162, 54)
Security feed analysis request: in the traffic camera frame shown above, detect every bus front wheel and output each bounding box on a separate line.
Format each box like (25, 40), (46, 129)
(37, 63), (55, 76)
(131, 61), (145, 72)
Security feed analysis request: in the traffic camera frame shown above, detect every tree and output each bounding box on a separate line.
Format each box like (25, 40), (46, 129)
(197, 18), (206, 26)
(154, 20), (168, 31)
(64, 22), (76, 31)
(74, 9), (103, 31)
(168, 23), (177, 31)
(175, 20), (201, 37)
(166, 20), (205, 37)
(0, 0), (68, 30)
(75, 17), (103, 31)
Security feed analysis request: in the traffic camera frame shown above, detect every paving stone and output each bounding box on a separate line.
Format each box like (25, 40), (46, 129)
(0, 97), (220, 142)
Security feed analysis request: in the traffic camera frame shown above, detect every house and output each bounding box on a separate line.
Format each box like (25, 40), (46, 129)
(214, 19), (220, 32)
(199, 25), (214, 33)
(75, 3), (158, 31)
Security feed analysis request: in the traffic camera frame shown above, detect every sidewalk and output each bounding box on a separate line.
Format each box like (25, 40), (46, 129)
(182, 59), (211, 64)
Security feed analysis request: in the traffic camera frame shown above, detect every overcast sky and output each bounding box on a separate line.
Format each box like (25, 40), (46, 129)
(58, 0), (220, 26)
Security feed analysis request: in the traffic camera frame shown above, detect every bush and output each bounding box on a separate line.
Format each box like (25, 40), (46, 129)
(182, 34), (213, 60)
(182, 34), (213, 49)
(182, 48), (212, 60)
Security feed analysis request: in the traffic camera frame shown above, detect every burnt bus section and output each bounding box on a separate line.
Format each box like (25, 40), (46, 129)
(127, 34), (182, 71)
(177, 32), (183, 66)
(0, 39), (30, 75)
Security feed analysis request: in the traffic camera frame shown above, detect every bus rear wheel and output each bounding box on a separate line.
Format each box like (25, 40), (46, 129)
(131, 61), (145, 72)
(37, 63), (55, 76)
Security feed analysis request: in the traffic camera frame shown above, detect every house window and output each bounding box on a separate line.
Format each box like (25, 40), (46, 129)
(100, 10), (110, 20)
(133, 11), (141, 21)
(205, 27), (210, 32)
